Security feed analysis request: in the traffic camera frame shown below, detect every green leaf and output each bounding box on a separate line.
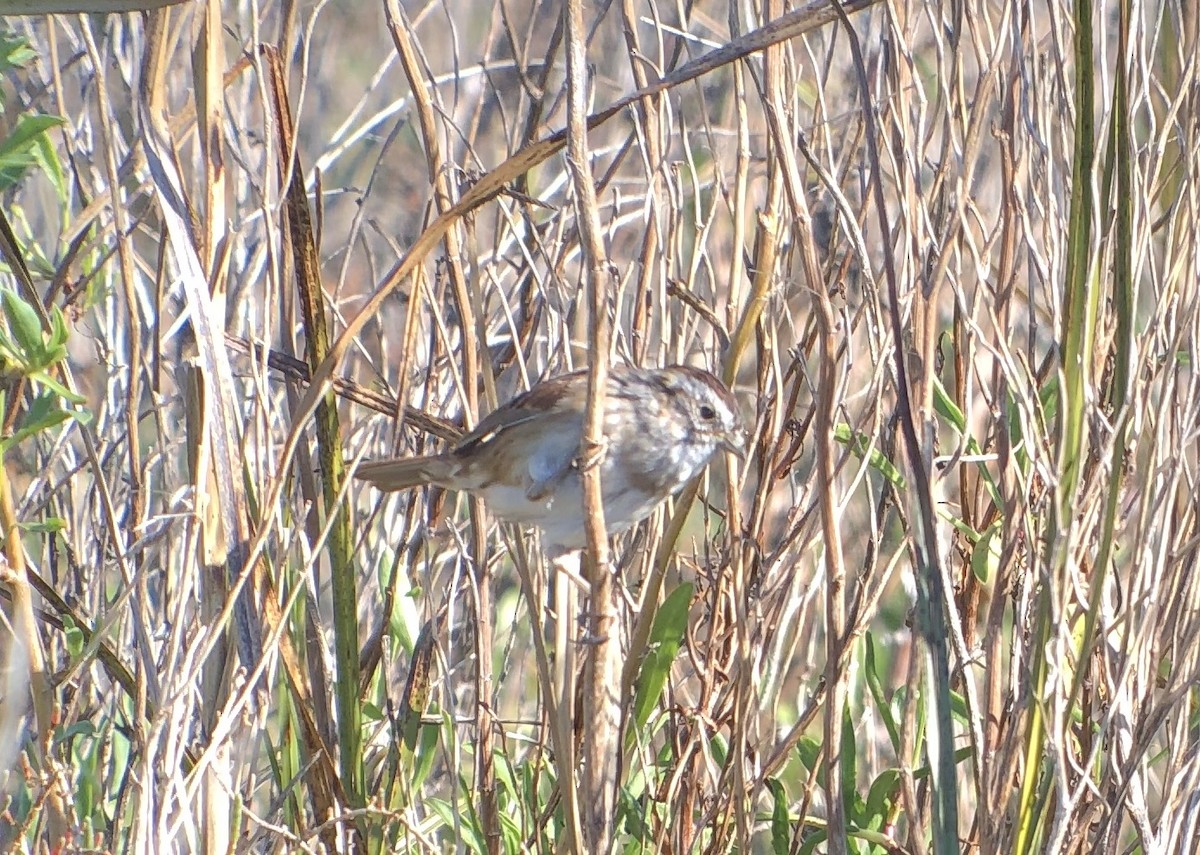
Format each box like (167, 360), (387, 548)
(971, 519), (1001, 582)
(0, 115), (63, 159)
(74, 727), (102, 825)
(498, 811), (522, 854)
(58, 720), (97, 742)
(63, 615), (84, 659)
(408, 713), (439, 792)
(933, 375), (1005, 512)
(0, 114), (64, 191)
(834, 423), (906, 488)
(710, 732), (728, 768)
(795, 735), (821, 775)
(31, 121), (67, 203)
(841, 703), (861, 822)
(864, 633), (901, 754)
(2, 289), (46, 366)
(798, 828), (827, 855)
(767, 777), (791, 853)
(20, 517), (65, 534)
(491, 748), (517, 798)
(950, 689), (969, 725)
(863, 768), (900, 830)
(0, 324), (20, 366)
(631, 582), (694, 733)
(618, 786), (651, 839)
(0, 32), (36, 75)
(28, 370), (86, 406)
(48, 304), (69, 348)
(426, 798), (484, 853)
(931, 377), (967, 433)
(5, 390), (69, 445)
(0, 389), (88, 454)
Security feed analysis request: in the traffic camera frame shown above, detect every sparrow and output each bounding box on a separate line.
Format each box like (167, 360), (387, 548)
(356, 364), (744, 555)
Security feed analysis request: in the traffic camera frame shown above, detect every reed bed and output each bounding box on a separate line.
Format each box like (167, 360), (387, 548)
(1, 0), (1198, 852)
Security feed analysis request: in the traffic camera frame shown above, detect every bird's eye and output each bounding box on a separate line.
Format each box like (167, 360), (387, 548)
(698, 404), (717, 420)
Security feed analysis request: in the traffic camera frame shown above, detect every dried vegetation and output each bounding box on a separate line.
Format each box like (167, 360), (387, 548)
(1, 0), (1198, 852)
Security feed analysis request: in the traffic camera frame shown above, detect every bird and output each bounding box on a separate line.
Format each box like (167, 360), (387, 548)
(356, 364), (745, 555)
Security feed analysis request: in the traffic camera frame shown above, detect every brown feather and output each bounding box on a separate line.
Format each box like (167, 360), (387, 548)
(355, 455), (457, 491)
(452, 369), (585, 454)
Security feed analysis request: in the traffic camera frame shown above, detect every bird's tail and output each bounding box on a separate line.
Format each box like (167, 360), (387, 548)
(354, 456), (456, 492)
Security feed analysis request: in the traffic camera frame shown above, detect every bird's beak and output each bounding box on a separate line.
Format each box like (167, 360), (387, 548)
(722, 430), (748, 460)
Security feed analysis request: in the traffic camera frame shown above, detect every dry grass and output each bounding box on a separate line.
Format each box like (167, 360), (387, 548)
(1, 0), (1199, 852)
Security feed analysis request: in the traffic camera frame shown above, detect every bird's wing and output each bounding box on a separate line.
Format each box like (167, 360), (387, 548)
(448, 369), (597, 498)
(452, 369), (586, 455)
